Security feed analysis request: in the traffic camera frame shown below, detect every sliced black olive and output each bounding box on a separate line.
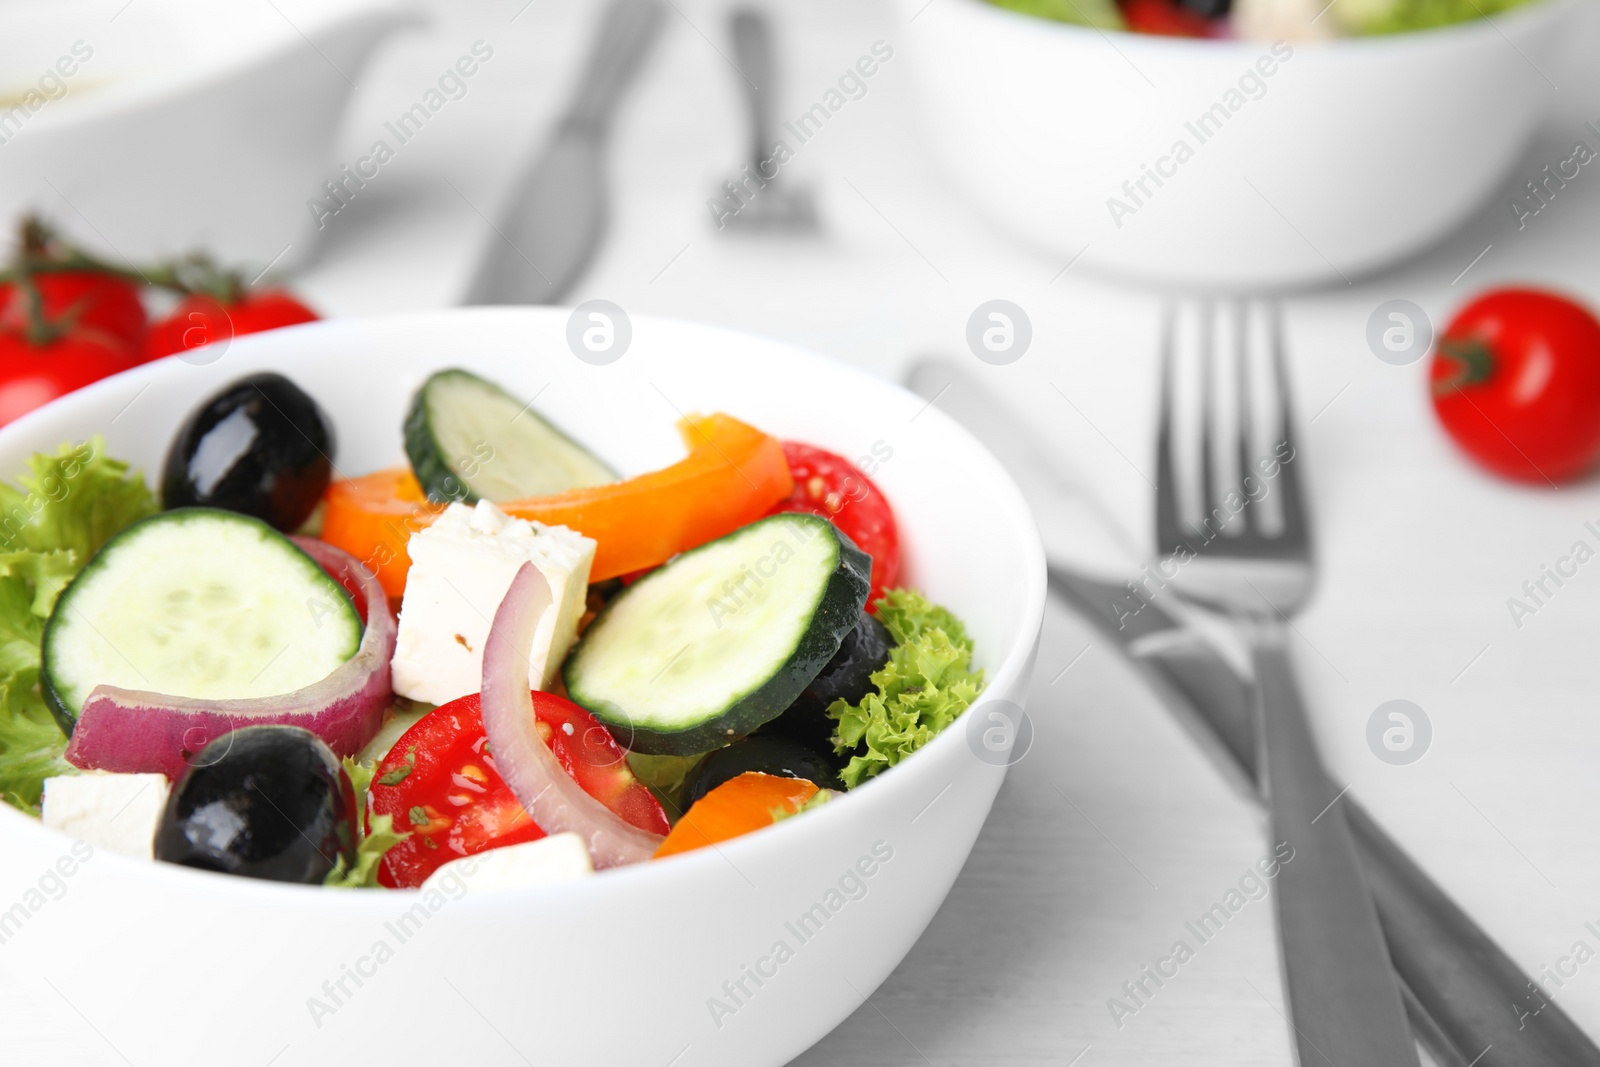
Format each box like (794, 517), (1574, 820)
(162, 372), (334, 531)
(155, 725), (355, 884)
(682, 736), (842, 810)
(759, 609), (891, 763)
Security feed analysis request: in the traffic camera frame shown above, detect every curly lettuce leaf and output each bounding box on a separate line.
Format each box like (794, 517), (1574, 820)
(0, 667), (73, 814)
(625, 751), (704, 820)
(1337, 0), (1532, 33)
(987, 0), (1125, 31)
(0, 571), (75, 812)
(0, 551), (79, 618)
(874, 587), (974, 649)
(770, 789), (832, 824)
(0, 439), (157, 560)
(0, 438), (158, 813)
(325, 758), (410, 889)
(828, 590), (985, 790)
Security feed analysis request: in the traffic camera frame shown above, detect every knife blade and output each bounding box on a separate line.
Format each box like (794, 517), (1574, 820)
(463, 0), (665, 306)
(906, 356), (1600, 1067)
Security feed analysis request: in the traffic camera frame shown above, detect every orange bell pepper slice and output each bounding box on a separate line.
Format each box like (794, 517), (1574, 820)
(654, 772), (820, 858)
(318, 413), (793, 599)
(320, 467), (441, 599)
(502, 413), (792, 581)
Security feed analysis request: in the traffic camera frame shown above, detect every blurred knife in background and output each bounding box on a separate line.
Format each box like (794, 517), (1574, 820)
(463, 0), (666, 306)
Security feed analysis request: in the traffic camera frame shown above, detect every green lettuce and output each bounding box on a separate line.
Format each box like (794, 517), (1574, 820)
(1337, 0), (1533, 33)
(625, 751), (703, 820)
(828, 590), (985, 790)
(324, 757), (410, 889)
(0, 439), (158, 813)
(0, 440), (159, 560)
(770, 789), (832, 824)
(987, 0), (1125, 31)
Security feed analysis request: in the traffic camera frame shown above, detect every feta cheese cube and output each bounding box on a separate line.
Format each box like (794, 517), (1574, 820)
(41, 772), (169, 860)
(391, 501), (596, 706)
(420, 832), (594, 894)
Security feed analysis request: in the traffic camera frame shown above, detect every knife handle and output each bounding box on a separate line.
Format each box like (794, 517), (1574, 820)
(562, 0), (667, 135)
(1149, 628), (1600, 1066)
(1350, 802), (1600, 1066)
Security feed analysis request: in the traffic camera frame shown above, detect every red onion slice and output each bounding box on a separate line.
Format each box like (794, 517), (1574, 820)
(480, 562), (663, 869)
(64, 538), (395, 780)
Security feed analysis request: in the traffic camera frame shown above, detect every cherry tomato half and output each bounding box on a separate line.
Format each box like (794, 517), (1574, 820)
(144, 289), (318, 362)
(767, 442), (901, 609)
(368, 691), (668, 888)
(1430, 287), (1600, 484)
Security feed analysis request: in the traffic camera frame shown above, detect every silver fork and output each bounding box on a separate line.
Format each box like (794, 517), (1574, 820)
(714, 7), (819, 234)
(1155, 300), (1420, 1067)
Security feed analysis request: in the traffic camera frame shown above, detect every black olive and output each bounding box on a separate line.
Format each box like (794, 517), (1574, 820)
(760, 610), (891, 763)
(162, 372), (334, 531)
(682, 736), (842, 810)
(155, 725), (355, 884)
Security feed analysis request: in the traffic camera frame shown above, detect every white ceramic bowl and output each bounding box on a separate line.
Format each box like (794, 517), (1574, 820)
(895, 0), (1580, 288)
(0, 309), (1046, 1067)
(0, 0), (419, 271)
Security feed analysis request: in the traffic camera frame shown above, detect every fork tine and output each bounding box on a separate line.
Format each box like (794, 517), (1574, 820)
(1266, 301), (1310, 551)
(1154, 303), (1184, 557)
(1233, 299), (1254, 540)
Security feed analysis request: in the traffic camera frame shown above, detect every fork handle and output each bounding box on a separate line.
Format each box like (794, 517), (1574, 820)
(1254, 642), (1421, 1067)
(729, 8), (776, 169)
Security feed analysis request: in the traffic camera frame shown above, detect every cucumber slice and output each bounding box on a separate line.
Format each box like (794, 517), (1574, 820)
(42, 509), (363, 729)
(564, 514), (871, 756)
(355, 701), (432, 765)
(404, 368), (616, 504)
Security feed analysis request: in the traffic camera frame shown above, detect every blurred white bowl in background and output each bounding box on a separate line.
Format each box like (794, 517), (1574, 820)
(0, 0), (420, 273)
(895, 0), (1580, 289)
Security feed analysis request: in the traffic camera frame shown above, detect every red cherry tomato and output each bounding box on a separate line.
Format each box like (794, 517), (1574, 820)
(0, 333), (140, 429)
(368, 691), (668, 888)
(1430, 287), (1600, 484)
(144, 289), (318, 362)
(1121, 0), (1212, 36)
(0, 271), (146, 351)
(767, 441), (901, 609)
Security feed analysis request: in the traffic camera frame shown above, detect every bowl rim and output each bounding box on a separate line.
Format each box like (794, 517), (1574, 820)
(925, 0), (1576, 53)
(0, 307), (1049, 909)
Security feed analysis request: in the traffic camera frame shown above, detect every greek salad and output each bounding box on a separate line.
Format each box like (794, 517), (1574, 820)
(988, 0), (1538, 39)
(0, 367), (985, 891)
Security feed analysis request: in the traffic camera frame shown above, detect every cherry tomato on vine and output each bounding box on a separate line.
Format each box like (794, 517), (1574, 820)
(1430, 287), (1600, 484)
(0, 332), (139, 429)
(144, 289), (318, 361)
(767, 442), (901, 609)
(0, 270), (146, 351)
